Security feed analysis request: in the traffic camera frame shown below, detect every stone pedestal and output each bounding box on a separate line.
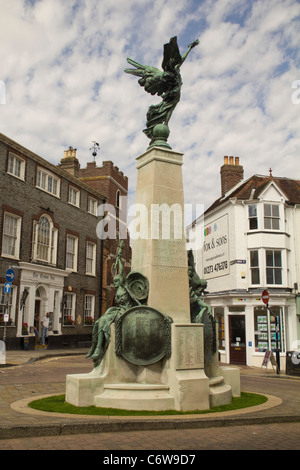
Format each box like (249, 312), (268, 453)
(131, 147), (190, 324)
(66, 325), (176, 410)
(66, 324), (210, 411)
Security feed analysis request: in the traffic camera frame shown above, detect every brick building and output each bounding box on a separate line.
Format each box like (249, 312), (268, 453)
(60, 152), (132, 313)
(0, 133), (130, 350)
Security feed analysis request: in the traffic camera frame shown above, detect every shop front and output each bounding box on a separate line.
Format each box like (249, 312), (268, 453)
(17, 262), (69, 339)
(212, 293), (297, 371)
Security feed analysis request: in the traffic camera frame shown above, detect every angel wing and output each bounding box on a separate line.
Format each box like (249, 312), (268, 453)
(161, 36), (182, 72)
(124, 58), (167, 96)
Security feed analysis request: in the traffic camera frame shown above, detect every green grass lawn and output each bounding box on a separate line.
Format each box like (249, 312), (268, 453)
(28, 392), (267, 416)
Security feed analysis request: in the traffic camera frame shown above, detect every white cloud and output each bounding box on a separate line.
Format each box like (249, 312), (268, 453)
(0, 0), (299, 213)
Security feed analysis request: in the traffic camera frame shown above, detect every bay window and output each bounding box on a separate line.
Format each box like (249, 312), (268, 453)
(264, 204), (280, 230)
(248, 205), (258, 230)
(250, 250), (260, 284)
(266, 250), (282, 285)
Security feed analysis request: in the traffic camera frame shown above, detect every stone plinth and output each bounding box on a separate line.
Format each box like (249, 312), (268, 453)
(162, 323), (210, 411)
(131, 147), (190, 324)
(66, 324), (210, 412)
(66, 324), (175, 410)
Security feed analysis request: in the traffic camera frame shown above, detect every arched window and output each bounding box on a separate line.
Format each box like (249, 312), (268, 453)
(37, 216), (50, 261)
(32, 215), (58, 265)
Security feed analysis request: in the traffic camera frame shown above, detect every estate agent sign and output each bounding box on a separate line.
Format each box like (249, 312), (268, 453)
(203, 214), (229, 280)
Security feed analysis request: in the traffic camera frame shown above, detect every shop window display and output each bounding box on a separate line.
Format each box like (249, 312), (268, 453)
(254, 306), (285, 353)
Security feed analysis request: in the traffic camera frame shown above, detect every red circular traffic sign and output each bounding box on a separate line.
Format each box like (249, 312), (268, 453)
(262, 289), (269, 304)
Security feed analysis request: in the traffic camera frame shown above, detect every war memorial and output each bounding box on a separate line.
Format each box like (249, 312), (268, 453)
(65, 37), (240, 412)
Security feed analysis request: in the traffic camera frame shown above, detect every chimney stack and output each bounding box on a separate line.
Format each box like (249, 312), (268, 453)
(59, 146), (80, 177)
(220, 156), (244, 197)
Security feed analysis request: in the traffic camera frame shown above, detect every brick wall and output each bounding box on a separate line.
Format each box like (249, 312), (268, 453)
(78, 159), (132, 314)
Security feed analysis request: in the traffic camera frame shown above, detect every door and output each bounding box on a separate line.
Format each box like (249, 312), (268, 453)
(229, 315), (246, 365)
(34, 299), (40, 336)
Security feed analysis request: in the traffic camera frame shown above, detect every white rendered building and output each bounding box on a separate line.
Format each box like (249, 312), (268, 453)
(187, 156), (300, 370)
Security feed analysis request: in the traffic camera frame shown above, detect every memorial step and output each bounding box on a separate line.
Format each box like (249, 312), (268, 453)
(209, 375), (232, 408)
(94, 383), (175, 411)
(209, 375), (225, 386)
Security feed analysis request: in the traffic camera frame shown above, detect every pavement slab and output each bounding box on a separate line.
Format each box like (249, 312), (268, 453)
(0, 348), (299, 442)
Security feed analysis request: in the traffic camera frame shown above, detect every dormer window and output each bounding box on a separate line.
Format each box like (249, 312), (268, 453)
(264, 204), (280, 230)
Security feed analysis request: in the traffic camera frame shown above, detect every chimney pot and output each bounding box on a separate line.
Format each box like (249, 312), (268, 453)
(229, 156), (234, 165)
(224, 156), (228, 165)
(235, 157), (239, 166)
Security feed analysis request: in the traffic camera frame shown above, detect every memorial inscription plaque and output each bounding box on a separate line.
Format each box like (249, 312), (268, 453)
(175, 325), (204, 370)
(115, 306), (172, 366)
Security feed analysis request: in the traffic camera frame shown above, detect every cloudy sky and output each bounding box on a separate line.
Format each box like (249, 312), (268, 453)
(1, 0), (299, 219)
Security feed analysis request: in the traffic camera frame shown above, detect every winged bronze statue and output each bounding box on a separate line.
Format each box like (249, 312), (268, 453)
(125, 36), (199, 148)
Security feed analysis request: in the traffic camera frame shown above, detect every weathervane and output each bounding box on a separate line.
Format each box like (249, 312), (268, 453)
(90, 141), (100, 161)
